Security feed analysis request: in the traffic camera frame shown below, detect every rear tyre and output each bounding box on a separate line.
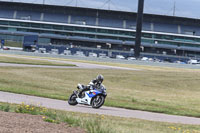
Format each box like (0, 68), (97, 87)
(91, 95), (105, 109)
(68, 93), (78, 105)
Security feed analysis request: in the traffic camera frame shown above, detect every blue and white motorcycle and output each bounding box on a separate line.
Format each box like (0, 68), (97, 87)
(68, 84), (107, 109)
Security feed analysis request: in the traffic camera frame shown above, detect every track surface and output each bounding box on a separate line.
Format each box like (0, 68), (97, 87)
(1, 91), (200, 125)
(0, 54), (139, 71)
(1, 50), (200, 69)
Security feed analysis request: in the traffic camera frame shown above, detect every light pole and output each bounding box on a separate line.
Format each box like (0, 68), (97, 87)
(134, 0), (144, 58)
(43, 0), (45, 5)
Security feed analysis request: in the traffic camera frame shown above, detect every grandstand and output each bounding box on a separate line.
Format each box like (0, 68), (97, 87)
(1, 1), (200, 59)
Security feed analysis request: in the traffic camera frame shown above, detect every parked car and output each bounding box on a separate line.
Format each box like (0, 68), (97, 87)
(75, 51), (86, 57)
(3, 47), (10, 50)
(116, 55), (125, 59)
(99, 53), (108, 58)
(188, 59), (200, 64)
(127, 57), (136, 60)
(141, 57), (148, 61)
(89, 52), (97, 57)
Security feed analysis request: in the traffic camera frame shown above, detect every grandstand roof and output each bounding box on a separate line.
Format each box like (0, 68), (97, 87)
(0, 0), (200, 27)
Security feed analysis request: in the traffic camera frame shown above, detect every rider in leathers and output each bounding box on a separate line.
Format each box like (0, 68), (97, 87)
(78, 74), (104, 97)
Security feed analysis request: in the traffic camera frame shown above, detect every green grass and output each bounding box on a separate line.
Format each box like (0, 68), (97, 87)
(4, 40), (23, 47)
(1, 102), (200, 133)
(0, 66), (200, 117)
(0, 56), (76, 67)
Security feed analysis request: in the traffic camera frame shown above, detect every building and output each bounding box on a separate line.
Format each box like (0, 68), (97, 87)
(1, 1), (200, 58)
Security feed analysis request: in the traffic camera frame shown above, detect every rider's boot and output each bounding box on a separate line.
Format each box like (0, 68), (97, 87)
(78, 90), (83, 98)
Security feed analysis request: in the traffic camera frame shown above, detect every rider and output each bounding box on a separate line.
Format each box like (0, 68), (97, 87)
(78, 74), (104, 97)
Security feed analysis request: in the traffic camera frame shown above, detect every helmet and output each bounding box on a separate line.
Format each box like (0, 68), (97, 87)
(96, 74), (104, 83)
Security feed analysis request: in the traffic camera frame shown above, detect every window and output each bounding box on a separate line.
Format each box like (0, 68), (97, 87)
(119, 31), (129, 35)
(0, 27), (7, 30)
(142, 39), (154, 43)
(162, 35), (173, 40)
(41, 24), (52, 29)
(20, 23), (30, 27)
(64, 26), (74, 31)
(9, 22), (20, 26)
(184, 37), (195, 43)
(0, 21), (8, 25)
(17, 28), (27, 32)
(74, 27), (85, 31)
(86, 28), (96, 33)
(174, 36), (185, 42)
(129, 32), (135, 36)
(38, 38), (51, 44)
(53, 25), (63, 30)
(31, 23), (40, 28)
(142, 33), (152, 38)
(97, 29), (107, 33)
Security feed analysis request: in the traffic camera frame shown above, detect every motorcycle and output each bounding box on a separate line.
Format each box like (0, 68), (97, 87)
(68, 83), (107, 109)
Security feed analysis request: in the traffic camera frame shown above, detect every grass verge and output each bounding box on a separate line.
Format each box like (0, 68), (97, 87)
(0, 54), (200, 117)
(0, 67), (200, 118)
(0, 56), (76, 67)
(1, 102), (200, 133)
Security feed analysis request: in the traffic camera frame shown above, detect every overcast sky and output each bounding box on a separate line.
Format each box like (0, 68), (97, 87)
(1, 0), (200, 19)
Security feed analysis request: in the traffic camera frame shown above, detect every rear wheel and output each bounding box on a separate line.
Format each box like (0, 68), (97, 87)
(68, 93), (78, 105)
(91, 95), (105, 109)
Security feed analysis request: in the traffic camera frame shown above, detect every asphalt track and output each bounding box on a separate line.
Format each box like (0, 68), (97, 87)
(0, 91), (200, 125)
(0, 54), (139, 71)
(1, 50), (200, 69)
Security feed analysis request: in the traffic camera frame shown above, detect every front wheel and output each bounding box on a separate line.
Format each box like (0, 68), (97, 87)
(91, 95), (105, 109)
(68, 93), (78, 105)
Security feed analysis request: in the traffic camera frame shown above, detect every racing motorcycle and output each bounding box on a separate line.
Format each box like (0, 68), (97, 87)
(68, 84), (107, 109)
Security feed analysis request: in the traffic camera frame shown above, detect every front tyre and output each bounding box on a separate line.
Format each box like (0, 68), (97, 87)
(91, 95), (105, 109)
(68, 93), (78, 105)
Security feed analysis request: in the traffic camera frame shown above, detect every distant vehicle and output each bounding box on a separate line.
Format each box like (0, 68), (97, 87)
(148, 58), (153, 61)
(175, 61), (187, 64)
(99, 53), (108, 58)
(141, 57), (148, 61)
(38, 48), (46, 53)
(163, 58), (173, 63)
(188, 59), (200, 64)
(51, 49), (59, 55)
(153, 58), (161, 62)
(127, 57), (136, 60)
(116, 55), (125, 59)
(75, 51), (86, 57)
(3, 47), (10, 50)
(63, 50), (72, 55)
(89, 52), (97, 57)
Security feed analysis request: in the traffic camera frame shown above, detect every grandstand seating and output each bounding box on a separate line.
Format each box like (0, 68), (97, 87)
(71, 16), (96, 25)
(126, 20), (136, 29)
(0, 9), (14, 19)
(154, 23), (178, 33)
(43, 13), (68, 23)
(99, 18), (123, 28)
(142, 22), (151, 31)
(1, 4), (197, 36)
(16, 10), (41, 21)
(180, 25), (200, 36)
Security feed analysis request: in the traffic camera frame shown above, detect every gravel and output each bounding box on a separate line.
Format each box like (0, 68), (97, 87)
(0, 111), (85, 133)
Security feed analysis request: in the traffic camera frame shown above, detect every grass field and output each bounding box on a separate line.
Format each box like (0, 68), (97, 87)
(0, 56), (76, 66)
(4, 40), (23, 48)
(1, 102), (200, 133)
(0, 62), (200, 117)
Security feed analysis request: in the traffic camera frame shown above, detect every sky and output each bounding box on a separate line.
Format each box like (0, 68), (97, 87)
(1, 0), (200, 19)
